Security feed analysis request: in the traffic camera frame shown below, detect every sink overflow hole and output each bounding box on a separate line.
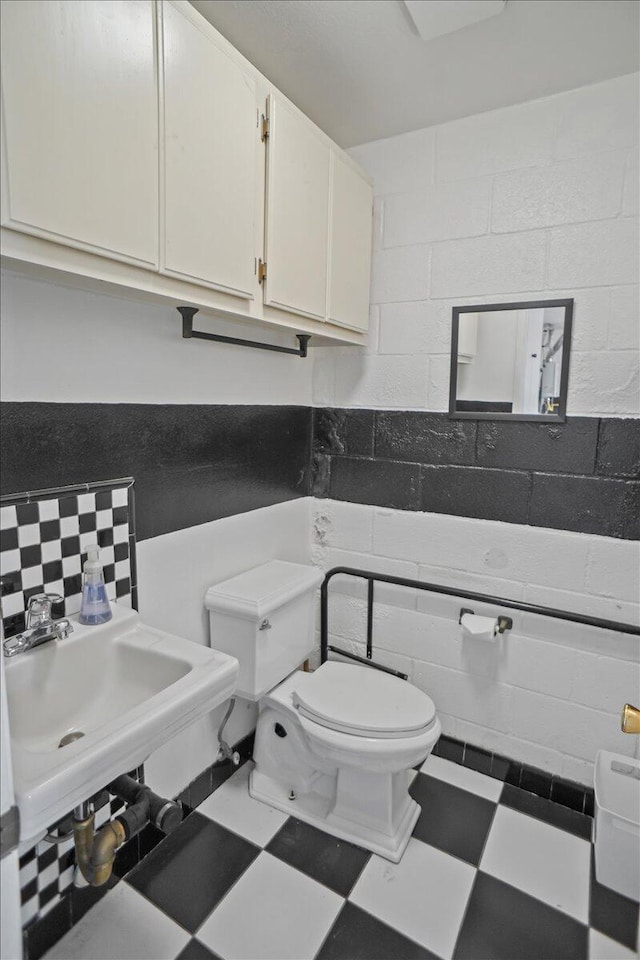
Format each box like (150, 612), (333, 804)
(58, 731), (85, 748)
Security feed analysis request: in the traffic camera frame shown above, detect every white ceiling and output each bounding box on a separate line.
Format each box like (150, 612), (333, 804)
(190, 0), (640, 148)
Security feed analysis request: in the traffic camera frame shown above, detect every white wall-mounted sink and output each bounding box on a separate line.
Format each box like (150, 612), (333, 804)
(5, 605), (238, 843)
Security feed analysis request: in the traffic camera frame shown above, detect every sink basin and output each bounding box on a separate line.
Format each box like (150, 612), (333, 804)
(5, 605), (238, 842)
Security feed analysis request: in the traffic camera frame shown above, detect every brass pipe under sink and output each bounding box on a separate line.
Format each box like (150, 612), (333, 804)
(73, 814), (126, 887)
(621, 703), (640, 735)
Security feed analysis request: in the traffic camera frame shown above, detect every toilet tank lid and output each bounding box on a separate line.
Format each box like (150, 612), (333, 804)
(205, 560), (323, 621)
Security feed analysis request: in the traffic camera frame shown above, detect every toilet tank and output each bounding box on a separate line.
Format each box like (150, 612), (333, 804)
(205, 561), (324, 701)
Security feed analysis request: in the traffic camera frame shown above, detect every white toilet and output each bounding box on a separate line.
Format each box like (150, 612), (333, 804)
(205, 560), (441, 862)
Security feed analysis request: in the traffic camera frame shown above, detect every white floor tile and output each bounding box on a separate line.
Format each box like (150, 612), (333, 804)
(43, 883), (189, 960)
(197, 762), (288, 847)
(480, 805), (590, 923)
(420, 755), (503, 802)
(197, 851), (343, 960)
(589, 929), (640, 960)
(349, 837), (476, 960)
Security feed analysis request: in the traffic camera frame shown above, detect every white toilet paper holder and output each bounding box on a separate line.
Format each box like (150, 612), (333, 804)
(459, 607), (513, 634)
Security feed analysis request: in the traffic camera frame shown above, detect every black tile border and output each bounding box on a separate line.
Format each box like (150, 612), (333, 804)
(432, 734), (595, 817)
(1, 403), (312, 541)
(313, 409), (640, 539)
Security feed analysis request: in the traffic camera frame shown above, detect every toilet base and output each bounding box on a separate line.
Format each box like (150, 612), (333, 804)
(250, 765), (421, 862)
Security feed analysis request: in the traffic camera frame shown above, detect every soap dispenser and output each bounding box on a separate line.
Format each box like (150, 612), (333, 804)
(79, 544), (112, 625)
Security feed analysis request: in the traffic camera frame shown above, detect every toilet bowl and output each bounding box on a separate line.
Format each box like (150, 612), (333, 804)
(206, 561), (440, 862)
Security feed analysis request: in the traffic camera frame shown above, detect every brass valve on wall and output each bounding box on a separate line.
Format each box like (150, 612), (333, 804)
(621, 703), (640, 735)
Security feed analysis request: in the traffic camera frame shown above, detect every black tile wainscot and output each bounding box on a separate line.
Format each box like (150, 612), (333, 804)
(312, 410), (640, 539)
(1, 403), (312, 540)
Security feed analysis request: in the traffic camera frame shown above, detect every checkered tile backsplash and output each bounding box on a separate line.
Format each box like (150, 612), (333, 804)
(0, 479), (139, 929)
(0, 479), (136, 639)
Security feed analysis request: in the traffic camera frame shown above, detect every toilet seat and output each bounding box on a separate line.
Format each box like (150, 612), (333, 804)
(293, 661), (436, 739)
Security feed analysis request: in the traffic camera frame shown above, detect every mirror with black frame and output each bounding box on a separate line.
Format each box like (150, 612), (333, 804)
(448, 298), (573, 422)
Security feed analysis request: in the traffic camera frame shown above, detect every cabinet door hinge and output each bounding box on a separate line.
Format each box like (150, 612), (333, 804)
(257, 259), (267, 284)
(260, 114), (269, 142)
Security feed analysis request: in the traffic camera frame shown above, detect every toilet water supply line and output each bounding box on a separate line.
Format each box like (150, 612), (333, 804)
(217, 697), (240, 765)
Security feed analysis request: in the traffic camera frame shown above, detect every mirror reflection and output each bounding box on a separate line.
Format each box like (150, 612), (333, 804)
(449, 299), (573, 421)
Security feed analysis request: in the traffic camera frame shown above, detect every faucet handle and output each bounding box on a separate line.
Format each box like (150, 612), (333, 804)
(27, 593), (65, 628)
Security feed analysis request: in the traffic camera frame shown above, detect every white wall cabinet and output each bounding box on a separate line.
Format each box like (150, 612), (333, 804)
(327, 153), (373, 332)
(264, 95), (331, 321)
(0, 0), (372, 345)
(0, 0), (158, 269)
(161, 2), (260, 299)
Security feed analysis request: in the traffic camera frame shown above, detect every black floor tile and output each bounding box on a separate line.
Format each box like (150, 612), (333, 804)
(317, 902), (438, 960)
(126, 812), (259, 933)
(501, 784), (592, 841)
(410, 773), (496, 865)
(176, 939), (223, 960)
(454, 871), (589, 960)
(266, 817), (370, 897)
(589, 850), (640, 952)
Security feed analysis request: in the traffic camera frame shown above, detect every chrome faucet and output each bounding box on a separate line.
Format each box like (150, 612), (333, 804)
(3, 593), (73, 658)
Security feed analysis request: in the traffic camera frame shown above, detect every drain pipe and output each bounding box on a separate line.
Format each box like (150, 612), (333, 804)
(72, 777), (182, 888)
(73, 808), (126, 888)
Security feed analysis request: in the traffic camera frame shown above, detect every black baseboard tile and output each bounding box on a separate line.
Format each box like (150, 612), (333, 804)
(500, 784), (593, 841)
(433, 733), (595, 818)
(173, 730), (256, 811)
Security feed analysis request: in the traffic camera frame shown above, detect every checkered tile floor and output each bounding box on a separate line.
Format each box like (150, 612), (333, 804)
(44, 756), (640, 960)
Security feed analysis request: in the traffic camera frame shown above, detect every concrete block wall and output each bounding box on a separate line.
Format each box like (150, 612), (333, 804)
(314, 72), (640, 416)
(310, 72), (640, 783)
(312, 499), (640, 785)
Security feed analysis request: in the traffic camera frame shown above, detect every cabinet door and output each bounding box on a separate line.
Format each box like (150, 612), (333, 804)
(0, 0), (158, 268)
(161, 2), (259, 298)
(264, 96), (330, 321)
(328, 155), (373, 332)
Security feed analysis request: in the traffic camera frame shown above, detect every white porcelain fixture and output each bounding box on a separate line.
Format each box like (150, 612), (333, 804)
(5, 605), (238, 844)
(206, 561), (440, 862)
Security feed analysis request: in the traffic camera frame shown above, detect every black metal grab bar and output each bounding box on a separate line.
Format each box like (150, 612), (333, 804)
(320, 566), (640, 678)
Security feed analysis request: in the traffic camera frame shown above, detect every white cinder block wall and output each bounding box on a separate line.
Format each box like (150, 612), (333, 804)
(311, 73), (640, 785)
(314, 73), (639, 415)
